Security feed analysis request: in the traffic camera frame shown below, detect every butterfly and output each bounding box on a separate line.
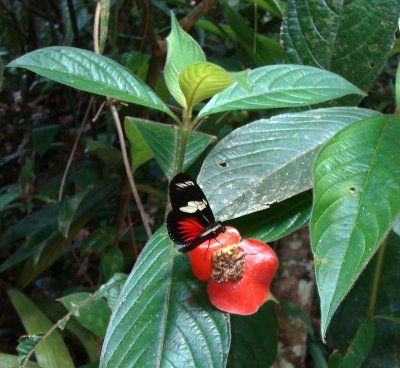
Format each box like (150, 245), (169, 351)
(166, 173), (226, 253)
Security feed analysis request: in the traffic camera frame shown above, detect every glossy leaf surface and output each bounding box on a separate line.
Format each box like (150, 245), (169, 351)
(8, 47), (174, 117)
(311, 115), (400, 338)
(100, 227), (230, 368)
(165, 13), (206, 107)
(228, 191), (311, 243)
(198, 107), (378, 220)
(198, 65), (364, 118)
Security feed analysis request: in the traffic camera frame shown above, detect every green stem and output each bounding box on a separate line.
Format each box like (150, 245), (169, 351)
(176, 108), (192, 174)
(367, 238), (388, 318)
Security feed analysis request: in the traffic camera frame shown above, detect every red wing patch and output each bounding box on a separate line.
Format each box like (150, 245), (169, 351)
(177, 218), (205, 242)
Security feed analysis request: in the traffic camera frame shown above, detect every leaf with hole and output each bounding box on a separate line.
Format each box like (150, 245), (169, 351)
(311, 115), (400, 338)
(198, 107), (378, 220)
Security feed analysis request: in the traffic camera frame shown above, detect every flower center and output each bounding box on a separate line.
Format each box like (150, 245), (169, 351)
(211, 245), (246, 283)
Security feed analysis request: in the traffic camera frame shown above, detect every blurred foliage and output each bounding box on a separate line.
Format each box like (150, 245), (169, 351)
(0, 0), (399, 367)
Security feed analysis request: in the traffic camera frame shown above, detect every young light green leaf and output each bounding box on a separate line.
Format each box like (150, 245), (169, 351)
(7, 288), (74, 368)
(198, 107), (378, 221)
(311, 115), (400, 339)
(198, 64), (364, 118)
(179, 62), (234, 108)
(8, 47), (175, 118)
(164, 12), (206, 107)
(282, 0), (399, 96)
(125, 118), (216, 181)
(100, 227), (230, 367)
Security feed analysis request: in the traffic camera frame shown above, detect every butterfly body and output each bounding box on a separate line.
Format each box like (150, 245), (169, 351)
(166, 173), (226, 253)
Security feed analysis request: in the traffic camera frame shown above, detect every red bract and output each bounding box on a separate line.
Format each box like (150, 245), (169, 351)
(188, 226), (241, 281)
(188, 227), (278, 315)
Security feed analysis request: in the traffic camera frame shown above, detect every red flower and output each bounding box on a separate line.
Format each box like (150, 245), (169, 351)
(188, 226), (278, 315)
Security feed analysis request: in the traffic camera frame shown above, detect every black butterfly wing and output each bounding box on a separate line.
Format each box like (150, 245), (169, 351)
(168, 173), (215, 224)
(166, 210), (209, 246)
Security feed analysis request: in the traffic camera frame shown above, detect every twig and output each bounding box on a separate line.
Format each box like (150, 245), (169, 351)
(58, 97), (94, 202)
(109, 101), (152, 239)
(94, 1), (101, 54)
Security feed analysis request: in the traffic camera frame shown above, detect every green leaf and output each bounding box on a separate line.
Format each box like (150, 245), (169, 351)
(165, 12), (206, 107)
(17, 335), (44, 366)
(97, 273), (128, 310)
(7, 288), (74, 368)
(198, 107), (378, 220)
(17, 182), (117, 287)
(32, 125), (59, 156)
(396, 62), (400, 110)
(327, 231), (400, 367)
(34, 297), (100, 362)
(0, 353), (39, 368)
(100, 227), (230, 367)
(229, 191), (312, 243)
(223, 2), (282, 66)
(311, 115), (400, 339)
(87, 140), (123, 171)
(8, 46), (175, 117)
(19, 158), (35, 189)
(228, 302), (278, 368)
(0, 186), (20, 211)
(198, 64), (364, 118)
(329, 319), (374, 368)
(392, 217), (400, 236)
(123, 118), (154, 172)
(125, 118), (216, 181)
(255, 0), (284, 18)
(282, 0), (400, 95)
(179, 62), (234, 108)
(59, 292), (111, 337)
(80, 226), (117, 251)
(100, 248), (124, 281)
(58, 186), (93, 238)
(99, 0), (111, 54)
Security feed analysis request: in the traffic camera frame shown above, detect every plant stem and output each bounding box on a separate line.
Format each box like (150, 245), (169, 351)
(367, 238), (388, 318)
(109, 102), (152, 239)
(58, 97), (94, 201)
(176, 108), (192, 174)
